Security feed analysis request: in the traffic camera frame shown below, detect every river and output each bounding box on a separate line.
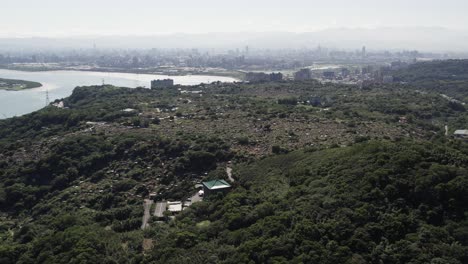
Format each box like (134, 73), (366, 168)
(0, 69), (237, 119)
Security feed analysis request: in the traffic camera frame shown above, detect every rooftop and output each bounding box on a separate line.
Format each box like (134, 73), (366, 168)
(202, 179), (231, 190)
(167, 201), (182, 212)
(454, 130), (468, 135)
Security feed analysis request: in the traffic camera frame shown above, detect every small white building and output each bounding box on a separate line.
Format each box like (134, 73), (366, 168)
(167, 201), (183, 213)
(454, 130), (468, 139)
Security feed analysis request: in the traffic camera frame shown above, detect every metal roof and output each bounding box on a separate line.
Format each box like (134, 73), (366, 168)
(167, 201), (182, 212)
(202, 179), (231, 190)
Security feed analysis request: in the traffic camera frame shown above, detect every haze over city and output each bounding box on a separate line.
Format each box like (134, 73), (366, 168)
(2, 0), (468, 52)
(3, 0), (468, 35)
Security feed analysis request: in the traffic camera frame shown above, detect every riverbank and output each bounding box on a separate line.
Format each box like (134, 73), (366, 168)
(0, 64), (246, 80)
(0, 78), (42, 91)
(0, 68), (238, 119)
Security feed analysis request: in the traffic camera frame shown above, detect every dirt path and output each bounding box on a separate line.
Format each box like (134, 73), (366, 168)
(141, 199), (154, 230)
(226, 167), (234, 182)
(142, 238), (154, 252)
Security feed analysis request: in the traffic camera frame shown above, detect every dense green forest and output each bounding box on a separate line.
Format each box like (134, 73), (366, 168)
(394, 60), (468, 82)
(393, 60), (468, 101)
(147, 141), (468, 263)
(0, 60), (467, 263)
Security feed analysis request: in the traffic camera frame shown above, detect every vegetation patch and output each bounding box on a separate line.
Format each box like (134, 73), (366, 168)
(0, 78), (42, 91)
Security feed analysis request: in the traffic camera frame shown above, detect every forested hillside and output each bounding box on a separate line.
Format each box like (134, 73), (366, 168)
(147, 141), (468, 263)
(393, 59), (468, 100)
(0, 74), (467, 263)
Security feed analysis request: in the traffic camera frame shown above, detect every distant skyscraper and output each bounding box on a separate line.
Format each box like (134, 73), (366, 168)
(151, 79), (174, 89)
(362, 46), (366, 58)
(245, 46), (249, 55)
(294, 69), (312, 81)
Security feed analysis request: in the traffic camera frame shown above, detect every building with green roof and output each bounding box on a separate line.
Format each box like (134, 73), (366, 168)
(202, 179), (231, 196)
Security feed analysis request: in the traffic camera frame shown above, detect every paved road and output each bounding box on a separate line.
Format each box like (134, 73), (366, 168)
(190, 191), (203, 204)
(226, 167), (234, 182)
(154, 202), (167, 218)
(141, 199), (153, 229)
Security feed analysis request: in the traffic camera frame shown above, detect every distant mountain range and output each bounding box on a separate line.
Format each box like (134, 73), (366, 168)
(1, 27), (468, 52)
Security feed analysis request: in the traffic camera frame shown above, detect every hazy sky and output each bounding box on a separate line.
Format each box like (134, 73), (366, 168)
(2, 0), (468, 37)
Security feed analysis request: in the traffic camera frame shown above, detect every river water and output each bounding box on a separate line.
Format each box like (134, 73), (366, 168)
(0, 69), (237, 119)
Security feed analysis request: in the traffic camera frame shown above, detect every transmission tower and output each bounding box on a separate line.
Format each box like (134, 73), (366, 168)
(45, 89), (50, 106)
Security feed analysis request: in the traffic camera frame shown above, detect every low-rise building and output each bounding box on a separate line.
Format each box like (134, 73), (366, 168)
(202, 179), (231, 196)
(180, 90), (203, 94)
(454, 130), (468, 139)
(167, 201), (183, 213)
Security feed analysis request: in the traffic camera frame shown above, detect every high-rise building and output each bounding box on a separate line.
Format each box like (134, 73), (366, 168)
(294, 69), (312, 81)
(245, 72), (283, 82)
(323, 71), (336, 79)
(151, 79), (174, 89)
(341, 68), (350, 77)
